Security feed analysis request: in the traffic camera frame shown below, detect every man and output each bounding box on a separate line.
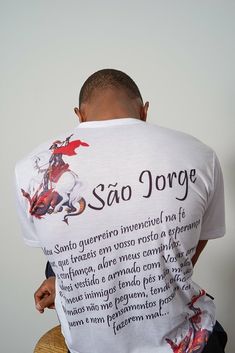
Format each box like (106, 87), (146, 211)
(15, 69), (227, 353)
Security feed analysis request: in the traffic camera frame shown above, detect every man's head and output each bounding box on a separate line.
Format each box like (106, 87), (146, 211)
(74, 69), (149, 123)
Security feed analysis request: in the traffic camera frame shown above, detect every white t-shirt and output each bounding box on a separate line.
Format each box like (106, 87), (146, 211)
(15, 117), (225, 353)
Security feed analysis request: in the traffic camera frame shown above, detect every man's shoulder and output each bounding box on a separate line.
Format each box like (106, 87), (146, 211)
(146, 122), (215, 155)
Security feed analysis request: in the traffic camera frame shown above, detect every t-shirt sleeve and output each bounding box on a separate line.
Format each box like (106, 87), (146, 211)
(14, 165), (41, 247)
(200, 152), (226, 240)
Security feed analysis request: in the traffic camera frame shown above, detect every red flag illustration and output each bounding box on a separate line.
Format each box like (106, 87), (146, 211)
(53, 140), (89, 156)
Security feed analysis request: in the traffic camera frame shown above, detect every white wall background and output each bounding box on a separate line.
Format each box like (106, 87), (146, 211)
(1, 0), (234, 352)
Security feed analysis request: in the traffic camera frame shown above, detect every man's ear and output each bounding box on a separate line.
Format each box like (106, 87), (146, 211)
(74, 107), (84, 123)
(140, 101), (149, 121)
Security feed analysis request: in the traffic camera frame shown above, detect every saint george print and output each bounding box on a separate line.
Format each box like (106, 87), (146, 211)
(21, 134), (89, 224)
(21, 134), (197, 224)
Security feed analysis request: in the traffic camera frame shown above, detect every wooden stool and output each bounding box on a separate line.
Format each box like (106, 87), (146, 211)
(34, 325), (68, 353)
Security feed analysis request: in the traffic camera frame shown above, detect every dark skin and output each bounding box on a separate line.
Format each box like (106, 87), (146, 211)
(35, 276), (55, 313)
(74, 87), (149, 123)
(34, 87), (208, 313)
(191, 240), (208, 267)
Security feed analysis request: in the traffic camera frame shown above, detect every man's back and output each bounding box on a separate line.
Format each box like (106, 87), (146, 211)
(15, 117), (225, 353)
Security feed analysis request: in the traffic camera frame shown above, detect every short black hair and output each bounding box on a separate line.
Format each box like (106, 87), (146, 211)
(79, 68), (143, 107)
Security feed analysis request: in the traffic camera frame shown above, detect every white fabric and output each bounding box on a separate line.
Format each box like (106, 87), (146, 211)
(15, 118), (225, 353)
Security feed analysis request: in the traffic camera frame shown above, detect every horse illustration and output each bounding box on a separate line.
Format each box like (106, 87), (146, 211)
(21, 170), (86, 224)
(21, 136), (89, 224)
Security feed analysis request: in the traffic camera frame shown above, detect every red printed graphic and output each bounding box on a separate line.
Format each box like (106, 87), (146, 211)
(21, 134), (89, 224)
(166, 290), (210, 353)
(53, 139), (89, 156)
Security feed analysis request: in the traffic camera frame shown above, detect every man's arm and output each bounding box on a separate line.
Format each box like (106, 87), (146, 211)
(191, 240), (208, 267)
(34, 262), (56, 313)
(34, 277), (56, 313)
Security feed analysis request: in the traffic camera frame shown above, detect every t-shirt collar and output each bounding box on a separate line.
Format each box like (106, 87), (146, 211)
(77, 117), (145, 128)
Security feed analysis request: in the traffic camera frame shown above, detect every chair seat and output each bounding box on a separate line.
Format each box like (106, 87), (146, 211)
(34, 325), (68, 353)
